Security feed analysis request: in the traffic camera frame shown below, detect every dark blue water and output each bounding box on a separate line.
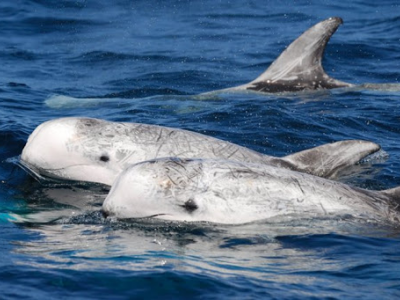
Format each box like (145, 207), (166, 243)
(1, 0), (400, 299)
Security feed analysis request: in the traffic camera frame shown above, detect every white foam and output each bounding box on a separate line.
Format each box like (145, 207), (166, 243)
(359, 149), (389, 164)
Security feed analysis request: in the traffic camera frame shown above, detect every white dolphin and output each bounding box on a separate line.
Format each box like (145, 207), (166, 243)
(102, 158), (400, 224)
(20, 117), (381, 185)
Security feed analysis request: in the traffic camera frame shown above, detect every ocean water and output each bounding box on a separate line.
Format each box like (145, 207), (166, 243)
(1, 0), (400, 299)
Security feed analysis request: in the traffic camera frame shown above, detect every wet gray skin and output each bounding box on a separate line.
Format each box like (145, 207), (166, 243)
(20, 117), (381, 186)
(228, 17), (352, 93)
(102, 158), (400, 224)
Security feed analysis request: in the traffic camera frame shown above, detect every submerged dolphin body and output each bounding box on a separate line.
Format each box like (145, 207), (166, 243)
(227, 17), (352, 93)
(102, 158), (400, 224)
(43, 17), (400, 110)
(20, 117), (380, 185)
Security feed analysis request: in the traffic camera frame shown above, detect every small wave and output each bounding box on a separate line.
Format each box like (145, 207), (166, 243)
(70, 51), (176, 65)
(0, 213), (17, 223)
(359, 149), (389, 164)
(8, 209), (81, 225)
(23, 16), (103, 33)
(0, 48), (41, 61)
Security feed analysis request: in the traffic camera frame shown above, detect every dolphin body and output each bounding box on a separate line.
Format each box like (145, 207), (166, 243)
(226, 16), (352, 93)
(102, 158), (400, 224)
(20, 117), (380, 186)
(44, 16), (400, 110)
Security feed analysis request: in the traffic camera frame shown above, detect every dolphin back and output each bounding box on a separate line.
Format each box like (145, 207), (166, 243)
(382, 187), (400, 213)
(271, 140), (381, 179)
(240, 17), (352, 93)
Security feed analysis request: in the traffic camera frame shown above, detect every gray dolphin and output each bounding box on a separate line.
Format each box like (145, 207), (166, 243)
(228, 17), (352, 93)
(102, 158), (400, 224)
(20, 117), (380, 185)
(43, 17), (400, 110)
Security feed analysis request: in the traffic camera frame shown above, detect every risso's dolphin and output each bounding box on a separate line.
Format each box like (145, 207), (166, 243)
(20, 117), (381, 185)
(43, 17), (400, 110)
(102, 158), (400, 224)
(226, 16), (352, 93)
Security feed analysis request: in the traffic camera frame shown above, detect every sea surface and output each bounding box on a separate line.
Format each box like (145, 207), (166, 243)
(1, 0), (400, 299)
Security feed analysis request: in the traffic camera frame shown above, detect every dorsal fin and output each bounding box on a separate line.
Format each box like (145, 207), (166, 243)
(276, 140), (381, 179)
(380, 187), (400, 216)
(245, 17), (352, 93)
(382, 187), (400, 203)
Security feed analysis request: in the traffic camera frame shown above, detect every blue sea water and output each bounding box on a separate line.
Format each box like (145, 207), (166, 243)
(1, 0), (400, 299)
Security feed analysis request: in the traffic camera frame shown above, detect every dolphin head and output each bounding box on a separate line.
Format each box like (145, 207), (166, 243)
(102, 158), (207, 221)
(20, 118), (121, 185)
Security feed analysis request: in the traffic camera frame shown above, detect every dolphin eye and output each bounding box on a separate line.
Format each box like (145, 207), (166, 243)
(181, 198), (198, 213)
(99, 154), (110, 162)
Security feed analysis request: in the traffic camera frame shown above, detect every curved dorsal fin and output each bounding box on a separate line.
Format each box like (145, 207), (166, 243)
(275, 140), (381, 179)
(379, 187), (400, 217)
(245, 17), (352, 93)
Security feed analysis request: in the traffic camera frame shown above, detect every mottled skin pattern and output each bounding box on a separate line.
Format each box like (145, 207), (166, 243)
(21, 117), (380, 185)
(230, 17), (353, 93)
(69, 117), (273, 175)
(247, 74), (349, 93)
(102, 158), (400, 224)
